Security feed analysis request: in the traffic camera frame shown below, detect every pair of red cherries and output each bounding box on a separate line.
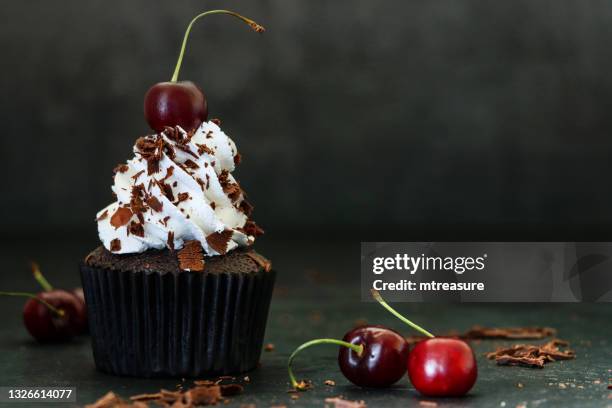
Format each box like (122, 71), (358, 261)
(288, 290), (477, 397)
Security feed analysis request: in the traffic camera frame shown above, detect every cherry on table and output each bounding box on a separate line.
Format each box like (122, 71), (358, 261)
(338, 325), (409, 387)
(23, 290), (87, 342)
(288, 325), (409, 389)
(408, 338), (477, 397)
(143, 9), (264, 133)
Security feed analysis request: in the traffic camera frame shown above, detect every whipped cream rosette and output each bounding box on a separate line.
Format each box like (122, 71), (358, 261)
(96, 121), (262, 256)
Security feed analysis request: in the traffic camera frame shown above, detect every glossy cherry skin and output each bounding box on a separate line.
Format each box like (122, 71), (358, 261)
(338, 325), (409, 387)
(144, 81), (208, 132)
(408, 338), (477, 397)
(23, 290), (87, 342)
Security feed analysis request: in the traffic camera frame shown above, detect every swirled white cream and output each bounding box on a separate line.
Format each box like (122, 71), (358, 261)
(96, 121), (261, 256)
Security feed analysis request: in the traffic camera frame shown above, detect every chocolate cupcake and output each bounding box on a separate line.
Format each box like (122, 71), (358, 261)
(80, 121), (274, 378)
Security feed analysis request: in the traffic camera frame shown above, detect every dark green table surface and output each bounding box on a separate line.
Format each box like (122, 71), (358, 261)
(1, 238), (611, 407)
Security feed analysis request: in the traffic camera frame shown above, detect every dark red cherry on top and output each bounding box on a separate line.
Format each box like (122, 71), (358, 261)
(144, 81), (207, 133)
(339, 326), (409, 387)
(408, 338), (477, 397)
(143, 10), (265, 133)
(23, 290), (87, 342)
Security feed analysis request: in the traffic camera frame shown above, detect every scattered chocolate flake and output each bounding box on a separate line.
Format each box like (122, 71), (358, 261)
(110, 239), (121, 252)
(246, 251), (272, 272)
(178, 240), (205, 271)
(176, 192), (190, 204)
(486, 339), (575, 368)
(196, 143), (215, 156)
(241, 220), (265, 237)
(206, 230), (233, 255)
(110, 207), (133, 228)
(218, 170), (242, 201)
(146, 196), (163, 212)
(183, 159), (200, 169)
(130, 393), (163, 402)
(157, 180), (175, 202)
(96, 210), (108, 221)
(161, 216), (170, 227)
(264, 343), (275, 352)
(324, 397), (367, 408)
(238, 199), (254, 217)
(135, 135), (164, 175)
(210, 201), (216, 210)
(86, 391), (147, 408)
(187, 386), (222, 405)
(167, 231), (175, 251)
(131, 170), (145, 181)
(128, 221), (144, 238)
(211, 118), (221, 126)
(113, 164), (129, 174)
(465, 326), (556, 340)
(233, 153), (241, 166)
(324, 380), (336, 386)
(162, 166), (175, 181)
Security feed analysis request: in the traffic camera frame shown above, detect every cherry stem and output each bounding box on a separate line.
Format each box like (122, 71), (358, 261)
(288, 338), (364, 390)
(0, 291), (65, 317)
(31, 262), (53, 292)
(171, 9), (265, 82)
(371, 289), (435, 338)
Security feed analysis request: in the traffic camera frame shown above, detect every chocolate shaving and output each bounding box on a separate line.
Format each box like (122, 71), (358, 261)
(219, 384), (243, 397)
(206, 230), (233, 255)
(131, 170), (145, 181)
(196, 144), (215, 156)
(157, 180), (175, 202)
(146, 196), (163, 212)
(218, 170), (242, 201)
(486, 339), (575, 368)
(96, 210), (108, 221)
(324, 397), (367, 408)
(110, 207), (133, 228)
(187, 386), (221, 405)
(167, 231), (175, 251)
(135, 135), (164, 175)
(211, 118), (221, 126)
(233, 153), (241, 166)
(183, 159), (200, 169)
(178, 240), (205, 271)
(238, 199), (254, 217)
(162, 166), (174, 180)
(465, 326), (556, 340)
(110, 239), (121, 252)
(113, 164), (129, 174)
(176, 192), (190, 204)
(246, 251), (272, 272)
(241, 220), (265, 237)
(128, 221), (144, 238)
(210, 201), (216, 210)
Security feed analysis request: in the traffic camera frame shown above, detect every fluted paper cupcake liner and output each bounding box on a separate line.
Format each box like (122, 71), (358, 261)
(80, 264), (275, 378)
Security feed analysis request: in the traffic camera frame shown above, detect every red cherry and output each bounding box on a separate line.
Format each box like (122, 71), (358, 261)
(408, 338), (477, 397)
(338, 325), (409, 387)
(144, 81), (207, 133)
(23, 290), (87, 342)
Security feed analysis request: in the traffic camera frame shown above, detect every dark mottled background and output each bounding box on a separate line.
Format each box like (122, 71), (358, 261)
(2, 0), (612, 242)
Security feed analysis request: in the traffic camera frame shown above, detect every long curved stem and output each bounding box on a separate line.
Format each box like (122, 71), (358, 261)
(31, 262), (53, 291)
(0, 291), (64, 317)
(288, 338), (364, 390)
(371, 289), (434, 338)
(171, 9), (265, 82)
